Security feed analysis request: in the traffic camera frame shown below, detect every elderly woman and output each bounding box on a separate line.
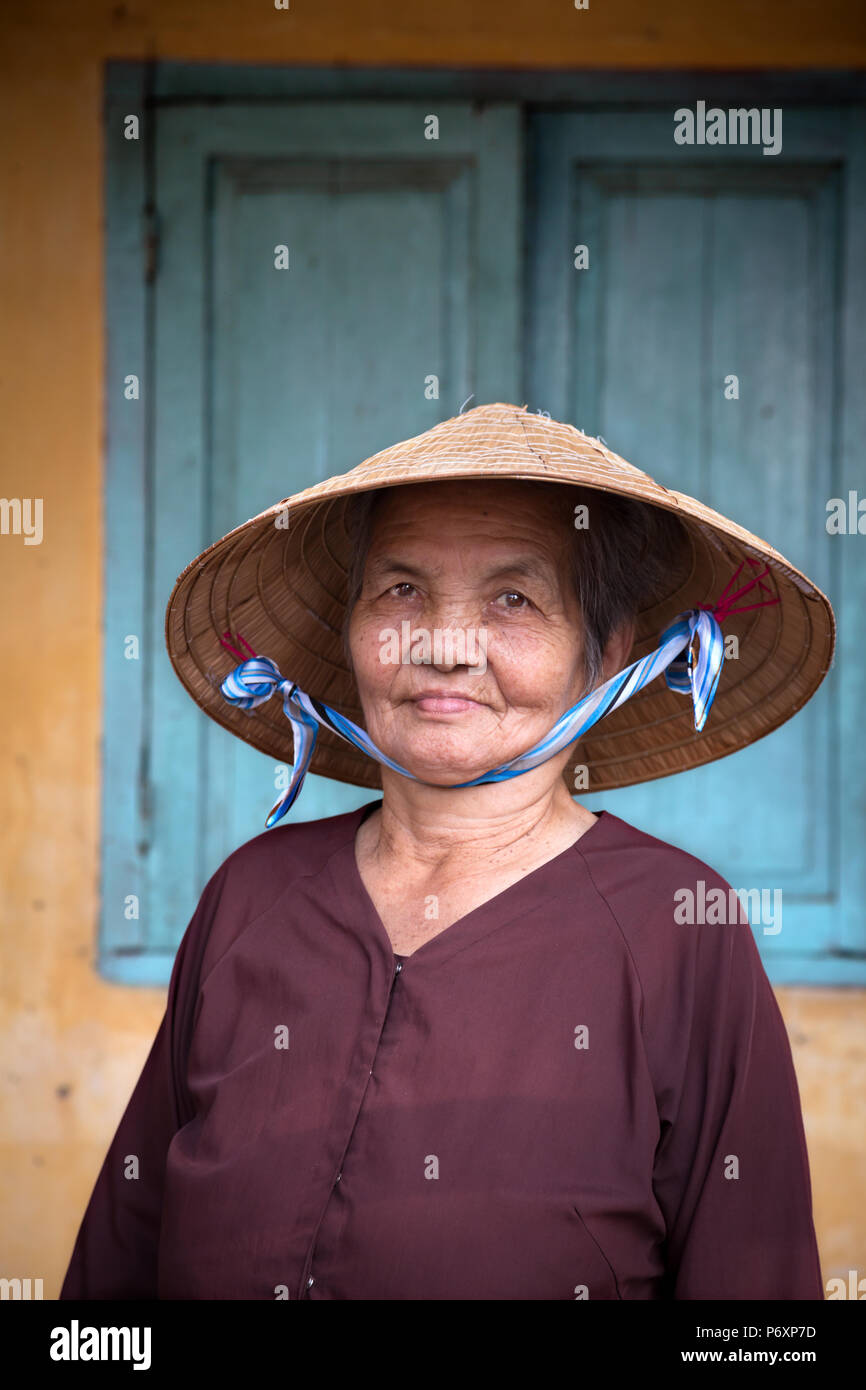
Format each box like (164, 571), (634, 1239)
(61, 403), (832, 1300)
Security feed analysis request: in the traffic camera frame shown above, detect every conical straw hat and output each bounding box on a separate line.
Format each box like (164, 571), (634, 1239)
(165, 402), (835, 794)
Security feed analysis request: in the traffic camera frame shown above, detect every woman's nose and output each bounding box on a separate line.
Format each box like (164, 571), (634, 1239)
(420, 610), (488, 673)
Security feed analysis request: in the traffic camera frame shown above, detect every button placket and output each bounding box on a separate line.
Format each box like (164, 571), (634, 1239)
(298, 952), (406, 1298)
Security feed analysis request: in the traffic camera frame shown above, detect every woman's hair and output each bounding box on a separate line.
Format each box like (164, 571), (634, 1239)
(341, 480), (687, 693)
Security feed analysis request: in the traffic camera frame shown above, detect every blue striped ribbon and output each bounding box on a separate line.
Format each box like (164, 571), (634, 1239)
(220, 607), (724, 828)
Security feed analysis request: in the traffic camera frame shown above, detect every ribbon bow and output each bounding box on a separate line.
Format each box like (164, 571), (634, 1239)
(219, 559), (779, 827)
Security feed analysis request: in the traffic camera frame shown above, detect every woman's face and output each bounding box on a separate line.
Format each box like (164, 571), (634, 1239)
(347, 479), (606, 785)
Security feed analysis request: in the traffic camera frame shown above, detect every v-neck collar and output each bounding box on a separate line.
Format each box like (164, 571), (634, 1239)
(328, 798), (616, 969)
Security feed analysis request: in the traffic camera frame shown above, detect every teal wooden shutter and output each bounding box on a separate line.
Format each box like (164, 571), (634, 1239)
(102, 76), (863, 988)
(101, 96), (522, 984)
(527, 107), (866, 984)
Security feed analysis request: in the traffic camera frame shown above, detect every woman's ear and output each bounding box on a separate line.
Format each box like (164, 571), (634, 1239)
(601, 617), (636, 682)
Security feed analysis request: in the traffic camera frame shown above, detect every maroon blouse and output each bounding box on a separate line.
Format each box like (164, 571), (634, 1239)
(60, 802), (823, 1300)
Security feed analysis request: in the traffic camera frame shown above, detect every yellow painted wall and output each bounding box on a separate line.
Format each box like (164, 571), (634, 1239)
(1, 0), (864, 1299)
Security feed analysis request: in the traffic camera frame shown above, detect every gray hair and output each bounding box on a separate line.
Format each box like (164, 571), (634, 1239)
(340, 480), (687, 693)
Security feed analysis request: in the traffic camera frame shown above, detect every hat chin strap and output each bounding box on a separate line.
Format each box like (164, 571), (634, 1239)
(219, 607), (724, 829)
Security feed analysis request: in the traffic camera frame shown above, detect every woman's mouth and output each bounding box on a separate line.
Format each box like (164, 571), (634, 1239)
(411, 691), (483, 714)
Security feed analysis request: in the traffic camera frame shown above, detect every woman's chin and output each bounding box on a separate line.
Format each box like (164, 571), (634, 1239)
(386, 737), (511, 787)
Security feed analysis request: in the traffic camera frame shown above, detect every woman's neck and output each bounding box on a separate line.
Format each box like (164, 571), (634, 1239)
(358, 770), (596, 880)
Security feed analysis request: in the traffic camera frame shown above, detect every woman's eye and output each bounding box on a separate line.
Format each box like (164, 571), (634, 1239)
(496, 591), (529, 610)
(389, 582), (417, 598)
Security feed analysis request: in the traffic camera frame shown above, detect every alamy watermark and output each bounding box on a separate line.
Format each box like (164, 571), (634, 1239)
(49, 1320), (151, 1371)
(826, 1269), (866, 1299)
(674, 879), (782, 935)
(379, 622), (488, 673)
(0, 497), (43, 544)
(674, 102), (782, 157)
(0, 1276), (43, 1299)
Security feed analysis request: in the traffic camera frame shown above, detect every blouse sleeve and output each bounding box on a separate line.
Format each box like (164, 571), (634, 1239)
(59, 865), (225, 1300)
(650, 882), (824, 1300)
